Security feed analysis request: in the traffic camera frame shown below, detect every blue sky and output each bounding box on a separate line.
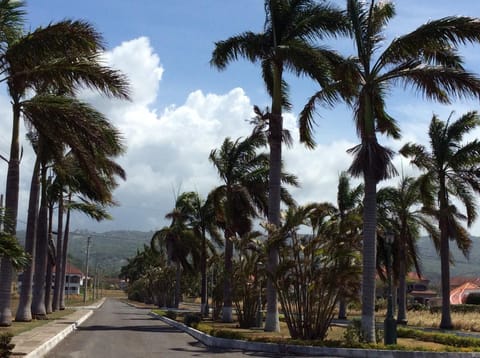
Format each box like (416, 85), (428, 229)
(4, 1), (480, 235)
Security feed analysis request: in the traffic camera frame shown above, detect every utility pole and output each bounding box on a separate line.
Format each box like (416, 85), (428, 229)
(83, 236), (91, 303)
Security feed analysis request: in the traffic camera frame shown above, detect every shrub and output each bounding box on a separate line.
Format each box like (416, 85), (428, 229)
(184, 313), (202, 328)
(0, 332), (14, 358)
(210, 329), (245, 340)
(398, 327), (480, 348)
(344, 319), (382, 345)
(165, 310), (177, 320)
(430, 304), (480, 314)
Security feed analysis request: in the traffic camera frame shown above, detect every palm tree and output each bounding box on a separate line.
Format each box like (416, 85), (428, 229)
(209, 133), (270, 323)
(0, 17), (129, 325)
(176, 191), (222, 316)
(151, 226), (199, 309)
(335, 172), (363, 320)
(377, 175), (438, 325)
(400, 111), (480, 329)
(211, 0), (348, 331)
(300, 0), (480, 341)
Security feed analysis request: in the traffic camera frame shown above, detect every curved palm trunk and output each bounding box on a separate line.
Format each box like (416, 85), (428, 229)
(15, 159), (41, 322)
(31, 164), (49, 318)
(265, 62), (283, 333)
(222, 230), (234, 322)
(361, 168), (377, 343)
(52, 196), (64, 311)
(0, 100), (21, 326)
(59, 195), (72, 310)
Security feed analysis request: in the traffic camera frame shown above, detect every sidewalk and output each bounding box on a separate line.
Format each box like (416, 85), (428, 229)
(11, 298), (105, 357)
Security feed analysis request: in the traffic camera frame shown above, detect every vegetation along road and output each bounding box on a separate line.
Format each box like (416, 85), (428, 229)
(45, 298), (304, 357)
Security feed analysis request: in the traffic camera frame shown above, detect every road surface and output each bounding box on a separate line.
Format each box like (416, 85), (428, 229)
(46, 298), (286, 357)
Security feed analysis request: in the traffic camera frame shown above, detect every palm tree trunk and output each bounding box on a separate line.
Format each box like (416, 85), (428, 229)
(439, 217), (453, 329)
(52, 196), (64, 311)
(0, 99), (21, 326)
(15, 159), (41, 322)
(265, 62), (283, 333)
(45, 253), (53, 314)
(174, 261), (181, 309)
(361, 168), (377, 343)
(31, 164), (49, 318)
(44, 202), (54, 314)
(59, 195), (72, 310)
(338, 298), (348, 320)
(222, 231), (233, 322)
(397, 240), (408, 324)
(200, 230), (208, 316)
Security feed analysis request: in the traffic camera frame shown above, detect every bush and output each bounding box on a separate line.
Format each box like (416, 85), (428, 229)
(184, 313), (202, 328)
(344, 319), (382, 345)
(430, 304), (480, 314)
(210, 329), (245, 340)
(0, 332), (14, 358)
(398, 327), (480, 348)
(165, 310), (177, 320)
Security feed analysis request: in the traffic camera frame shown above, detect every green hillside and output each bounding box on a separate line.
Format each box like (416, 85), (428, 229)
(415, 236), (480, 284)
(16, 230), (480, 280)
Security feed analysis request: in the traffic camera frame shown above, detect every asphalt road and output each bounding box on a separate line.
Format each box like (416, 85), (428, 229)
(45, 298), (288, 358)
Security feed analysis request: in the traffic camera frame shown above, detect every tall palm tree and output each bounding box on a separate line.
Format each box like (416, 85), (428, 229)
(400, 111), (480, 329)
(377, 175), (438, 325)
(0, 17), (129, 325)
(300, 0), (480, 341)
(16, 96), (126, 320)
(178, 191), (222, 316)
(209, 133), (270, 323)
(151, 225), (198, 309)
(211, 0), (348, 331)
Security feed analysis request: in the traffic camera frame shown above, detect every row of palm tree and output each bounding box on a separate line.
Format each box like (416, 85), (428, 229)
(211, 0), (480, 340)
(137, 108), (480, 340)
(0, 1), (130, 326)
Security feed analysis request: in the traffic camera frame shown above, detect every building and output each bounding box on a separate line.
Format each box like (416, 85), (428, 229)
(18, 262), (84, 295)
(52, 262), (84, 295)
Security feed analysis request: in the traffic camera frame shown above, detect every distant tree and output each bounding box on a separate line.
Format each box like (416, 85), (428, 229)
(377, 176), (438, 324)
(401, 111), (480, 329)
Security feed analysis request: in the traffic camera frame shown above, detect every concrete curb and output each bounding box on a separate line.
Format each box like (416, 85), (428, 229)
(23, 310), (93, 358)
(150, 312), (480, 358)
(12, 298), (106, 357)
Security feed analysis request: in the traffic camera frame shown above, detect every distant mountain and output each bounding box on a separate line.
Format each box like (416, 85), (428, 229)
(16, 230), (479, 281)
(415, 236), (480, 284)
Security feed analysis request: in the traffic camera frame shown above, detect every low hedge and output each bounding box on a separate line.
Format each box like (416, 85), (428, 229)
(398, 327), (480, 348)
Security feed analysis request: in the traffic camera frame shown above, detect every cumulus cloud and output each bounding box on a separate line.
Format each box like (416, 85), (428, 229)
(5, 35), (480, 236)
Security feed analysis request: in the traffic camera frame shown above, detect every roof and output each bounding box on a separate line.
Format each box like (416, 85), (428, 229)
(450, 282), (480, 305)
(52, 262), (83, 276)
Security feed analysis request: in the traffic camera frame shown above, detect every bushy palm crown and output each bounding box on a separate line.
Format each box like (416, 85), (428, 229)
(211, 0), (348, 108)
(301, 0), (480, 181)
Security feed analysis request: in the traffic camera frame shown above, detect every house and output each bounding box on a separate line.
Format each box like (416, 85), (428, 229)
(406, 272), (437, 305)
(18, 262), (84, 295)
(52, 262), (84, 295)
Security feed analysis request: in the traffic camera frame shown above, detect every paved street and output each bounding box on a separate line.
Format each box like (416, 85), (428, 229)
(45, 298), (287, 358)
